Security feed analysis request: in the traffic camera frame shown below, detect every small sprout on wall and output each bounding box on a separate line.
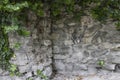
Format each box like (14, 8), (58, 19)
(98, 60), (105, 67)
(36, 69), (48, 80)
(9, 64), (21, 76)
(26, 77), (33, 80)
(18, 29), (30, 37)
(13, 42), (21, 50)
(9, 64), (17, 76)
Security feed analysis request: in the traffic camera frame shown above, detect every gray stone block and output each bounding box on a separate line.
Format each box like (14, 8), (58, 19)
(43, 67), (52, 77)
(103, 64), (116, 71)
(73, 64), (88, 71)
(54, 60), (65, 71)
(65, 63), (73, 72)
(25, 72), (32, 78)
(53, 46), (60, 53)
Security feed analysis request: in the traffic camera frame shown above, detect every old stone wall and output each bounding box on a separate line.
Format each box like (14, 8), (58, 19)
(52, 16), (120, 77)
(0, 14), (120, 80)
(0, 11), (53, 80)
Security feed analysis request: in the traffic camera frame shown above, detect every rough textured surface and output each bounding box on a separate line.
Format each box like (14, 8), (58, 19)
(0, 15), (120, 80)
(52, 16), (120, 76)
(52, 71), (120, 80)
(0, 11), (52, 80)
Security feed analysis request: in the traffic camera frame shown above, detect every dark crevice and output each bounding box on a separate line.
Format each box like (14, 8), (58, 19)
(49, 9), (57, 80)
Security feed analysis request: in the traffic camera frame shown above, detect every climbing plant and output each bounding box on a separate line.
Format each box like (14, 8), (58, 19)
(0, 0), (29, 71)
(0, 0), (120, 73)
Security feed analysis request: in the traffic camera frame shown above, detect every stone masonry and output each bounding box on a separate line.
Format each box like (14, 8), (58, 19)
(0, 13), (120, 80)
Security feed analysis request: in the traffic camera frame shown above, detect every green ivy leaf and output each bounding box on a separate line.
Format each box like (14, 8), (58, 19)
(52, 9), (60, 16)
(37, 9), (44, 17)
(64, 0), (73, 5)
(18, 29), (30, 37)
(3, 25), (19, 33)
(3, 0), (9, 4)
(10, 64), (17, 72)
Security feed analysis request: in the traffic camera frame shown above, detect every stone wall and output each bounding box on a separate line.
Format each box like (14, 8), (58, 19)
(0, 14), (120, 80)
(0, 11), (53, 80)
(52, 16), (120, 76)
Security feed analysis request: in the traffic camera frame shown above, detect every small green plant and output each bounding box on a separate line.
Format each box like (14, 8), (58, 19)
(13, 42), (21, 50)
(3, 25), (19, 33)
(26, 77), (33, 80)
(9, 64), (17, 76)
(115, 22), (120, 31)
(98, 60), (105, 67)
(18, 29), (30, 37)
(36, 69), (47, 80)
(9, 64), (21, 76)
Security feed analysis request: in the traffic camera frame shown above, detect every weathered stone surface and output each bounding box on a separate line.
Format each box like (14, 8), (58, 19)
(68, 23), (77, 26)
(54, 60), (65, 71)
(1, 15), (120, 80)
(31, 64), (43, 72)
(103, 64), (116, 71)
(112, 57), (120, 64)
(87, 65), (98, 74)
(53, 46), (60, 53)
(43, 40), (52, 46)
(6, 18), (52, 80)
(73, 64), (88, 71)
(91, 49), (108, 57)
(34, 77), (42, 80)
(58, 23), (64, 28)
(11, 52), (29, 66)
(64, 40), (73, 46)
(43, 66), (52, 77)
(0, 76), (12, 80)
(25, 72), (32, 78)
(18, 65), (31, 73)
(51, 33), (60, 40)
(83, 50), (90, 57)
(100, 42), (113, 49)
(65, 63), (73, 72)
(54, 54), (69, 60)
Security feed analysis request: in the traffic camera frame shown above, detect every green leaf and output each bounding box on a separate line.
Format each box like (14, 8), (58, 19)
(18, 29), (30, 37)
(36, 69), (47, 79)
(13, 42), (21, 50)
(64, 0), (73, 5)
(21, 1), (29, 8)
(37, 9), (44, 17)
(52, 9), (60, 16)
(98, 60), (105, 66)
(3, 25), (19, 33)
(37, 69), (42, 75)
(10, 72), (15, 76)
(10, 64), (17, 72)
(3, 0), (9, 4)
